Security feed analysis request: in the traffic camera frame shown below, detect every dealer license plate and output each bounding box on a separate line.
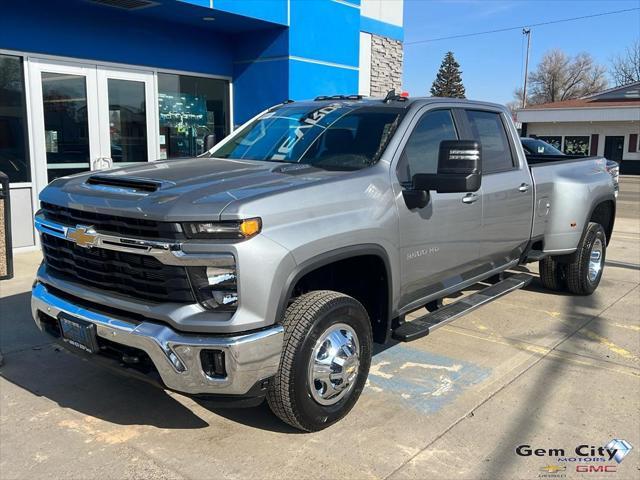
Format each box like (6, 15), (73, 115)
(58, 313), (99, 354)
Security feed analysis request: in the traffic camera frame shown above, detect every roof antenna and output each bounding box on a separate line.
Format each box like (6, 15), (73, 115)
(383, 89), (396, 103)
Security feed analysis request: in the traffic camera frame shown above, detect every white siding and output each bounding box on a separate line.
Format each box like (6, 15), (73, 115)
(9, 186), (35, 248)
(358, 32), (371, 96)
(526, 121), (640, 162)
(361, 0), (403, 27)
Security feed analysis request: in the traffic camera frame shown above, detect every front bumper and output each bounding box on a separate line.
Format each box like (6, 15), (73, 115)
(31, 281), (284, 396)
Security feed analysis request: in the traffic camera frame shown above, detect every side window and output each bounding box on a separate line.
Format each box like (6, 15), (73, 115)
(466, 110), (515, 173)
(400, 109), (458, 180)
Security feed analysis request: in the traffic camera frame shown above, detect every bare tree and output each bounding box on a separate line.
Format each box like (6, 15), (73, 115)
(517, 49), (608, 105)
(611, 41), (640, 86)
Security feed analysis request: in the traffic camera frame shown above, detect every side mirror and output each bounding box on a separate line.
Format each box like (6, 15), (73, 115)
(204, 133), (217, 151)
(402, 189), (429, 210)
(413, 140), (482, 193)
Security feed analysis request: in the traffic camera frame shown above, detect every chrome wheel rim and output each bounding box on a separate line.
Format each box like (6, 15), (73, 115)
(308, 323), (360, 406)
(589, 238), (603, 283)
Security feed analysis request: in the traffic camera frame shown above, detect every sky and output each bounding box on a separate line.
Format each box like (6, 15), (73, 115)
(402, 0), (640, 105)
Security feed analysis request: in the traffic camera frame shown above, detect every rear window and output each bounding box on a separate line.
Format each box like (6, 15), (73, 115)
(466, 110), (515, 173)
(521, 138), (564, 156)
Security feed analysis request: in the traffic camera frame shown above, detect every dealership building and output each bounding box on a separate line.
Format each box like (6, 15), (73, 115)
(518, 82), (640, 174)
(0, 0), (404, 250)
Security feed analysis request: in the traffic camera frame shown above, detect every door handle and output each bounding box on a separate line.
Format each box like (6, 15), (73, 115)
(92, 157), (113, 170)
(518, 183), (530, 192)
(462, 193), (478, 204)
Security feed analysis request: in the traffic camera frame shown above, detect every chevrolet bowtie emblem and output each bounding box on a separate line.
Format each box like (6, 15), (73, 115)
(66, 226), (98, 248)
(540, 465), (566, 473)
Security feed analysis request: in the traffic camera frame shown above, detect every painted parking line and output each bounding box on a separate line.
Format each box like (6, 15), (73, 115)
(365, 344), (491, 414)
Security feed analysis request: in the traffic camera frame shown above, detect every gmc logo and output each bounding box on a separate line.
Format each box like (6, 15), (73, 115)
(576, 465), (617, 473)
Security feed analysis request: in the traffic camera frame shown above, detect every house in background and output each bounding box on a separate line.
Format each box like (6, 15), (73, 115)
(517, 82), (640, 174)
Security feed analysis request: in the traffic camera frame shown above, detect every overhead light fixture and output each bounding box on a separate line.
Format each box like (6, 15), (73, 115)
(202, 16), (215, 21)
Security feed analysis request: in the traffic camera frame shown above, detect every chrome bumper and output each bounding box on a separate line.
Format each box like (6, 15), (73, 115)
(31, 282), (284, 395)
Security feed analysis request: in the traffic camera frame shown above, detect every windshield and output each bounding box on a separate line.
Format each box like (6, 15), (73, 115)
(209, 103), (402, 170)
(521, 138), (564, 156)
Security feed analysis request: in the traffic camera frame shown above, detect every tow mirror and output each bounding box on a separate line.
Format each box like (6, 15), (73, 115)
(412, 140), (482, 194)
(402, 189), (429, 210)
(204, 133), (217, 151)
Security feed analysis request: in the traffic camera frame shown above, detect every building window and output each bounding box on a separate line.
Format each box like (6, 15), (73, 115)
(536, 136), (562, 151)
(157, 73), (229, 159)
(0, 54), (30, 183)
(564, 136), (590, 156)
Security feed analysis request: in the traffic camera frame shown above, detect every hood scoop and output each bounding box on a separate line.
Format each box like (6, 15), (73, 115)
(85, 175), (166, 193)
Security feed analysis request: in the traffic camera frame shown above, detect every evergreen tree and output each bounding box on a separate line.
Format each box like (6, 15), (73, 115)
(430, 52), (466, 98)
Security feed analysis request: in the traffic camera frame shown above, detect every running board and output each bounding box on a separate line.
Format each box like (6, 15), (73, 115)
(392, 273), (533, 342)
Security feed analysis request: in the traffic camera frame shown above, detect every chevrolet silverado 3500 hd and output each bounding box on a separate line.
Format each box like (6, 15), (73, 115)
(31, 95), (616, 431)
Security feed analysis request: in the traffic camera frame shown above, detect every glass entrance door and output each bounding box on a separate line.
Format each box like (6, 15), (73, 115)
(97, 67), (157, 169)
(29, 59), (157, 193)
(30, 60), (100, 185)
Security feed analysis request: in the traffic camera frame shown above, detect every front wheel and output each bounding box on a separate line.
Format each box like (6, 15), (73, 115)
(267, 290), (372, 432)
(565, 222), (607, 295)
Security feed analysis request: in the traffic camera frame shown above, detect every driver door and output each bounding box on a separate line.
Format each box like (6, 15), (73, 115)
(393, 107), (484, 311)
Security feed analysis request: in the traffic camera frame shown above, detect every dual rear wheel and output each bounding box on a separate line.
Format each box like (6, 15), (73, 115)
(539, 222), (606, 295)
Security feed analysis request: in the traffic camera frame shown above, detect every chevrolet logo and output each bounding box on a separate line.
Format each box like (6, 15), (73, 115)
(540, 465), (566, 473)
(66, 226), (98, 248)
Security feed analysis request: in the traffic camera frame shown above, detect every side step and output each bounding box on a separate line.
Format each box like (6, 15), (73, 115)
(392, 273), (532, 342)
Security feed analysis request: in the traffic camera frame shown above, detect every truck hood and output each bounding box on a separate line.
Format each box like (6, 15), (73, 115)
(40, 157), (347, 221)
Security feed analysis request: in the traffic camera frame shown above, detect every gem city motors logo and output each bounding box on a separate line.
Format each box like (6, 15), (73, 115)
(517, 439), (633, 477)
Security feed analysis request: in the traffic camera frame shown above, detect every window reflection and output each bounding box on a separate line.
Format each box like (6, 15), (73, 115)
(108, 78), (148, 163)
(157, 73), (229, 159)
(0, 55), (30, 183)
(41, 72), (90, 182)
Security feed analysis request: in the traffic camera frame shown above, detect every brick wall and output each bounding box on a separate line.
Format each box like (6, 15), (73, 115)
(369, 34), (403, 96)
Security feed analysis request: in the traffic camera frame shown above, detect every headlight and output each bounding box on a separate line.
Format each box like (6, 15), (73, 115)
(187, 264), (238, 311)
(182, 218), (261, 240)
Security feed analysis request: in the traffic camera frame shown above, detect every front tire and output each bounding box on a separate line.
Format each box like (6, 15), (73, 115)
(267, 290), (372, 432)
(565, 222), (607, 295)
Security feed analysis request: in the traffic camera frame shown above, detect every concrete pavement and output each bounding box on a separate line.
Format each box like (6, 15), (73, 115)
(1, 177), (638, 480)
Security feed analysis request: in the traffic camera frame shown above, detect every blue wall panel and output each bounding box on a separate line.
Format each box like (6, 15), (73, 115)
(0, 2), (234, 77)
(288, 60), (358, 100)
(288, 0), (360, 67)
(214, 0), (288, 26)
(233, 59), (289, 124)
(232, 28), (289, 62)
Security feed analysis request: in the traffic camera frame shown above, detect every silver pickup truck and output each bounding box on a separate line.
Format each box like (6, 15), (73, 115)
(31, 95), (616, 431)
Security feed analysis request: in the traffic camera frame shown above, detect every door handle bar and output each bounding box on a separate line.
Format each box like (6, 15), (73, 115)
(518, 183), (530, 192)
(462, 193), (478, 204)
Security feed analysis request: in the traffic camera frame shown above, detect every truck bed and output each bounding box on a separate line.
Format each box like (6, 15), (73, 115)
(528, 155), (613, 254)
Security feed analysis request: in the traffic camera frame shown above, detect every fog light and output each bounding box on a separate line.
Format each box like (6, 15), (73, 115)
(201, 349), (226, 378)
(187, 264), (238, 311)
(206, 266), (236, 287)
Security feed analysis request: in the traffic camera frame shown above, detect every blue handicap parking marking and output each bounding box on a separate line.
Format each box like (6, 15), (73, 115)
(366, 344), (491, 414)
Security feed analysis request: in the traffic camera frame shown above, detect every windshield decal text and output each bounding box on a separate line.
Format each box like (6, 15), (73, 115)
(271, 104), (342, 161)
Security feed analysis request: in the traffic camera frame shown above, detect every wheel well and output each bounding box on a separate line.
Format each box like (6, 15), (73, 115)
(291, 255), (390, 343)
(590, 200), (615, 245)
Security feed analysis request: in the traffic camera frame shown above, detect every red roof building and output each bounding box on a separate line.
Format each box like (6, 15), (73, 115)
(517, 82), (640, 174)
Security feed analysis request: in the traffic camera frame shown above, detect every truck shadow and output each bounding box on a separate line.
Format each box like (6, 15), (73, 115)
(475, 281), (617, 478)
(0, 291), (208, 430)
(1, 291), (309, 433)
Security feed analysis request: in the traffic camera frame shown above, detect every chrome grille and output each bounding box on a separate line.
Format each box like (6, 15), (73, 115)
(40, 202), (183, 239)
(41, 233), (194, 303)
